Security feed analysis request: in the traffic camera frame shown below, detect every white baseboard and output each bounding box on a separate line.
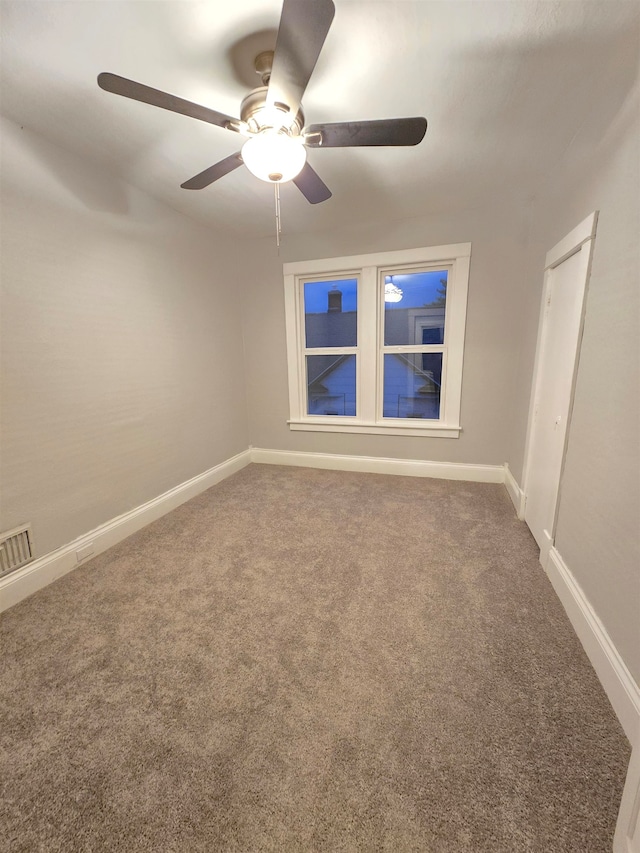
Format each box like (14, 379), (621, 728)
(615, 743), (640, 853)
(0, 449), (252, 613)
(250, 448), (505, 483)
(544, 546), (640, 744)
(538, 529), (554, 570)
(504, 463), (526, 518)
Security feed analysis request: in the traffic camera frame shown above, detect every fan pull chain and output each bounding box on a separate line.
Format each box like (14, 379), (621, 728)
(274, 182), (282, 250)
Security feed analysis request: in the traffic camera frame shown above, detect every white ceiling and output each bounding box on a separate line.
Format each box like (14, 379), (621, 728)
(1, 0), (638, 239)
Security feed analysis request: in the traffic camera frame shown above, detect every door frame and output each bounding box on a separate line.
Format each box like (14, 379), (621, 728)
(521, 211), (598, 565)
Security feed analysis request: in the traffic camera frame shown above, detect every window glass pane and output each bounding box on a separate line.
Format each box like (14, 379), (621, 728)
(384, 270), (447, 346)
(382, 353), (442, 419)
(304, 278), (357, 348)
(307, 354), (356, 416)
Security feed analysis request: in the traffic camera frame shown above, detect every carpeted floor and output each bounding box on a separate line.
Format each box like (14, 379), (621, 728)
(0, 464), (630, 852)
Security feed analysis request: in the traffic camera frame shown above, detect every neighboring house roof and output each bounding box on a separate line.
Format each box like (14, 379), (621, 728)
(307, 351), (440, 393)
(305, 311), (357, 349)
(305, 311), (357, 386)
(305, 307), (444, 348)
(307, 354), (352, 392)
(305, 308), (444, 389)
(392, 353), (441, 391)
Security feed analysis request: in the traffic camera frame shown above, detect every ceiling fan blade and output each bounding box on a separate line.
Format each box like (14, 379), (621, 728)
(180, 152), (244, 190)
(267, 0), (335, 119)
(293, 162), (332, 204)
(305, 117), (428, 148)
(97, 73), (243, 133)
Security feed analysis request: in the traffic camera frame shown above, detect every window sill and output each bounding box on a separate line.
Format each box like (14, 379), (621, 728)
(287, 419), (461, 438)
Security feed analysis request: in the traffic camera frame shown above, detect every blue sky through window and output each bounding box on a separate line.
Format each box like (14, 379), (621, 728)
(304, 271), (447, 313)
(384, 271), (448, 310)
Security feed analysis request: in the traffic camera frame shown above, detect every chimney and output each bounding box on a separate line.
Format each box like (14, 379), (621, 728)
(328, 289), (342, 313)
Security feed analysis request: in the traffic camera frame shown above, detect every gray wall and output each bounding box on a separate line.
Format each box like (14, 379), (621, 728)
(507, 81), (640, 685)
(241, 200), (530, 464)
(0, 116), (249, 557)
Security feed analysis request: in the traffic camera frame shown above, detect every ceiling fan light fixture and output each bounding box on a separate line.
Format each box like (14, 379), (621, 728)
(242, 127), (307, 184)
(384, 277), (403, 303)
(242, 129), (307, 183)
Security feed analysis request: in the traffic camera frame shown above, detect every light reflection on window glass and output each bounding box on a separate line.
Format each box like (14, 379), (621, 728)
(384, 270), (447, 346)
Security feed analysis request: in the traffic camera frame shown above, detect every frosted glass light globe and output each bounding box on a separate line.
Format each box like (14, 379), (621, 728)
(384, 281), (403, 303)
(242, 129), (307, 183)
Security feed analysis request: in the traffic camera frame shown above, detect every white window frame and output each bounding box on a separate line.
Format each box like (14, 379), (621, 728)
(283, 243), (471, 438)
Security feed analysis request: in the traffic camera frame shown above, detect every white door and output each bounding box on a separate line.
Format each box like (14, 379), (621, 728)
(523, 213), (598, 563)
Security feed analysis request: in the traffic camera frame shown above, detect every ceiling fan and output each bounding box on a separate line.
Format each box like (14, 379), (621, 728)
(98, 0), (427, 204)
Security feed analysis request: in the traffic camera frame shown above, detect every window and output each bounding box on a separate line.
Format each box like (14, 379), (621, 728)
(283, 243), (471, 437)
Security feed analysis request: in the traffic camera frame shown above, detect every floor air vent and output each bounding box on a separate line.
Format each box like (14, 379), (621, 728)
(0, 525), (34, 577)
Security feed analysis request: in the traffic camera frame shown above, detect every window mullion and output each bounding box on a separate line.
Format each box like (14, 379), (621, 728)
(303, 347), (357, 356)
(359, 265), (378, 423)
(382, 345), (446, 354)
(284, 273), (303, 421)
(441, 255), (468, 427)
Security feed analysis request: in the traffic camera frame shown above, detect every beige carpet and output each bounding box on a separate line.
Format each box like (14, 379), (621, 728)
(0, 464), (629, 851)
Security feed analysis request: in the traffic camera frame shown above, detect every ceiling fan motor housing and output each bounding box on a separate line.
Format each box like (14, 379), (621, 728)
(240, 86), (304, 136)
(254, 51), (274, 86)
